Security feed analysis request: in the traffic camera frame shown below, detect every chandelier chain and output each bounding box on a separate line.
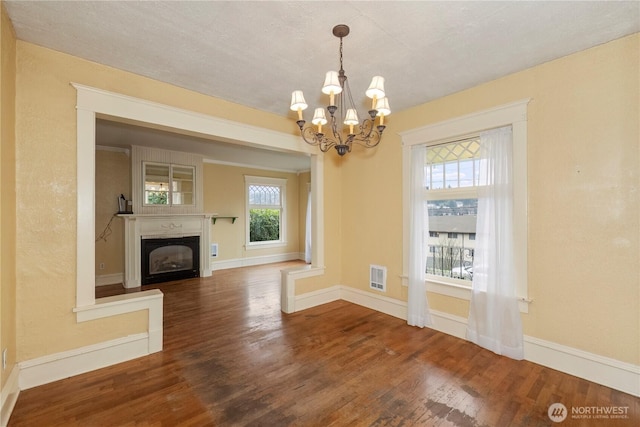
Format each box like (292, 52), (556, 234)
(339, 36), (344, 73)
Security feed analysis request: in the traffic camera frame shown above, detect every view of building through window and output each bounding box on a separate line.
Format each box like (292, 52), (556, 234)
(425, 137), (480, 282)
(427, 199), (477, 280)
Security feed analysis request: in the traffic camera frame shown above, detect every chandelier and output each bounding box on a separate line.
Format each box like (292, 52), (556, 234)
(290, 24), (391, 156)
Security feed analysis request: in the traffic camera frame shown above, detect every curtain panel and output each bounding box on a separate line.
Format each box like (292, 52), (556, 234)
(466, 126), (524, 360)
(407, 145), (432, 327)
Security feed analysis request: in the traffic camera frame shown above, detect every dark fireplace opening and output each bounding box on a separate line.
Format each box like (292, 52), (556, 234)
(141, 236), (200, 285)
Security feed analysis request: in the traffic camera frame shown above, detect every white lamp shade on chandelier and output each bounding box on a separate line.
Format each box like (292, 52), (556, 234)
(375, 97), (391, 117)
(290, 90), (308, 121)
(365, 76), (386, 100)
(312, 108), (328, 126)
(322, 71), (343, 96)
(344, 109), (359, 125)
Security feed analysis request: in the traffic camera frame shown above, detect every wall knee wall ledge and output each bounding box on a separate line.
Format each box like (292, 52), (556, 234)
(15, 289), (165, 391)
(212, 252), (302, 271)
(292, 285), (640, 397)
(1, 366), (20, 427)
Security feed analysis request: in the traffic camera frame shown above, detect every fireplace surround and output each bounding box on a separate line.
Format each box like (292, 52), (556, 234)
(120, 214), (214, 288)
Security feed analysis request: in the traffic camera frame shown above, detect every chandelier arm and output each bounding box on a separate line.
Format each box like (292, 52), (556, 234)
(300, 125), (337, 153)
(319, 139), (337, 153)
(300, 125), (324, 147)
(356, 117), (375, 139)
(351, 127), (382, 148)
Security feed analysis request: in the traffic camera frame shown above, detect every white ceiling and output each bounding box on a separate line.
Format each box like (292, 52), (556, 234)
(5, 1), (639, 171)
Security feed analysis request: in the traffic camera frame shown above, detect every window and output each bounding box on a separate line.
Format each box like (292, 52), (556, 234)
(143, 162), (194, 206)
(401, 99), (529, 311)
(245, 176), (287, 247)
(425, 138), (480, 283)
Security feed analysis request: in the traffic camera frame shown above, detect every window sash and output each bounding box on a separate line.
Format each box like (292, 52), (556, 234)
(245, 176), (287, 247)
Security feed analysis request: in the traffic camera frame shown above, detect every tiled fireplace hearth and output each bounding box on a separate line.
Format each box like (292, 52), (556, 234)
(120, 214), (214, 288)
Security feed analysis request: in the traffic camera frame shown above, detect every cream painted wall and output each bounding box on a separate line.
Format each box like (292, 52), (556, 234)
(340, 34), (639, 365)
(13, 40), (343, 361)
(202, 163), (302, 261)
(295, 155), (344, 294)
(0, 1), (17, 388)
(95, 149), (130, 276)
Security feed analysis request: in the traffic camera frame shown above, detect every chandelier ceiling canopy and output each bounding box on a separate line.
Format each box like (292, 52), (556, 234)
(290, 24), (390, 156)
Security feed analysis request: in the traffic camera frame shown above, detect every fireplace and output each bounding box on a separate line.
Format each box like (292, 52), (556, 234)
(120, 214), (214, 288)
(141, 236), (200, 285)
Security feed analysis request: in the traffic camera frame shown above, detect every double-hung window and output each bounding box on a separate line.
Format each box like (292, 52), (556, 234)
(401, 99), (530, 311)
(245, 176), (287, 248)
(425, 137), (480, 285)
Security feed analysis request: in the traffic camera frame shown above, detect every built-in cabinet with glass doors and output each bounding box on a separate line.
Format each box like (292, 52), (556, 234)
(143, 162), (195, 207)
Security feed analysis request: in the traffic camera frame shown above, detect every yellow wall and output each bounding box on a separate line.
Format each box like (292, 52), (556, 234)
(202, 163), (303, 261)
(0, 1), (17, 387)
(341, 34), (639, 365)
(95, 149), (130, 276)
(295, 155), (344, 294)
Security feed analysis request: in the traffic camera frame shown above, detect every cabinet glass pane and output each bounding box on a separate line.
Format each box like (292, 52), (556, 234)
(144, 163), (170, 205)
(171, 165), (194, 205)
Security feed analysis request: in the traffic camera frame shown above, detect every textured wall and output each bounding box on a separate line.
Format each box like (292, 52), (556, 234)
(95, 149), (129, 277)
(340, 34), (639, 365)
(1, 1), (17, 388)
(202, 163), (302, 261)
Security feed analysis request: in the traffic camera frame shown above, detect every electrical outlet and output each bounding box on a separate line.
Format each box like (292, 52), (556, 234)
(2, 348), (7, 370)
(99, 263), (105, 270)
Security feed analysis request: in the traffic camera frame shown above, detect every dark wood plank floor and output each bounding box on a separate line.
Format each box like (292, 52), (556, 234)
(9, 261), (640, 426)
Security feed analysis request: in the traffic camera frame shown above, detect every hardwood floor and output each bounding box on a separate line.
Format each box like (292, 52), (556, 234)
(9, 261), (640, 426)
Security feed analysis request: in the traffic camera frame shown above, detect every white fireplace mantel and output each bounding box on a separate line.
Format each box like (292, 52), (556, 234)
(119, 213), (216, 288)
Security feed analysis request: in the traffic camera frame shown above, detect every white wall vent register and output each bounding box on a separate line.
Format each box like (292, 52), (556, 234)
(370, 265), (387, 292)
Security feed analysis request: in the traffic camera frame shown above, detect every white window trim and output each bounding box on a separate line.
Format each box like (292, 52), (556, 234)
(245, 175), (287, 249)
(401, 99), (531, 312)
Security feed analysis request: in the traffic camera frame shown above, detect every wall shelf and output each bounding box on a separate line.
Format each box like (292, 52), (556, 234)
(212, 216), (238, 224)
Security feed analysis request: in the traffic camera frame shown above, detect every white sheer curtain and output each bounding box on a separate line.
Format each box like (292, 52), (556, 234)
(466, 126), (523, 359)
(407, 146), (432, 327)
(304, 185), (312, 263)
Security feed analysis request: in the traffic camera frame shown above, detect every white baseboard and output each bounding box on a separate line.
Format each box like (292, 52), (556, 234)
(95, 273), (123, 286)
(295, 285), (341, 311)
(1, 366), (19, 427)
(340, 286), (408, 320)
(524, 335), (640, 397)
(18, 333), (151, 390)
(212, 252), (301, 271)
(294, 285), (640, 397)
